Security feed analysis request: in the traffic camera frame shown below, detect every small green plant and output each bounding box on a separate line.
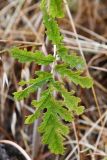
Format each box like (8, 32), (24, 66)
(10, 0), (93, 155)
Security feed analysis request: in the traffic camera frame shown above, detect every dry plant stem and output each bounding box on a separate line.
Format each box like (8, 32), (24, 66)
(65, 111), (107, 160)
(51, 45), (57, 75)
(32, 77), (43, 160)
(20, 130), (30, 153)
(91, 86), (102, 125)
(94, 114), (107, 155)
(74, 0), (83, 24)
(32, 44), (57, 158)
(23, 3), (39, 13)
(32, 100), (41, 160)
(63, 0), (104, 158)
(0, 1), (18, 17)
(63, 0), (85, 61)
(63, 0), (102, 125)
(72, 121), (80, 160)
(89, 66), (107, 72)
(20, 11), (41, 42)
(32, 43), (48, 159)
(80, 115), (107, 135)
(65, 140), (107, 157)
(0, 39), (42, 46)
(64, 37), (107, 52)
(0, 92), (35, 113)
(55, 155), (60, 160)
(0, 83), (4, 122)
(62, 29), (96, 42)
(63, 0), (81, 159)
(32, 43), (57, 159)
(66, 45), (107, 54)
(3, 0), (25, 38)
(94, 80), (107, 94)
(51, 45), (57, 97)
(76, 24), (107, 42)
(31, 51), (47, 156)
(66, 135), (78, 159)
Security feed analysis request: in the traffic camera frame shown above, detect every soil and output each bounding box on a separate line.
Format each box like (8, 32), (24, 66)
(0, 144), (26, 160)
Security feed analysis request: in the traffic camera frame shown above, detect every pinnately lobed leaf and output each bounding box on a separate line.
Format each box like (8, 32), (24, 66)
(52, 81), (85, 115)
(57, 45), (85, 69)
(14, 71), (52, 100)
(55, 64), (93, 88)
(25, 89), (70, 154)
(25, 81), (85, 154)
(11, 0), (93, 155)
(41, 0), (64, 18)
(39, 112), (69, 154)
(42, 10), (63, 44)
(49, 0), (64, 18)
(10, 47), (55, 65)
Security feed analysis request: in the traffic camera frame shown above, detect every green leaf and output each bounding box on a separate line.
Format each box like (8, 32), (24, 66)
(52, 81), (84, 115)
(62, 91), (84, 115)
(50, 98), (73, 122)
(43, 11), (63, 44)
(25, 89), (50, 124)
(14, 71), (52, 100)
(56, 104), (74, 121)
(11, 0), (91, 156)
(39, 111), (69, 154)
(49, 0), (64, 18)
(55, 64), (93, 88)
(25, 111), (40, 124)
(10, 47), (55, 65)
(25, 88), (71, 154)
(41, 0), (64, 18)
(41, 0), (46, 9)
(75, 106), (85, 115)
(18, 79), (36, 86)
(57, 45), (85, 69)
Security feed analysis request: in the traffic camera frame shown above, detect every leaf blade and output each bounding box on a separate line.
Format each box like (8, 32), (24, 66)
(49, 0), (64, 18)
(10, 47), (55, 65)
(14, 72), (52, 100)
(56, 64), (93, 88)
